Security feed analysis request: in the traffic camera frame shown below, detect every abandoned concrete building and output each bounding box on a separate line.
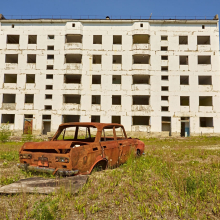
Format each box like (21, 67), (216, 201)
(0, 15), (219, 136)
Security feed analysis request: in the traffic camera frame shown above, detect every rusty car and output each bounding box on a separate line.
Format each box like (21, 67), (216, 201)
(18, 122), (145, 176)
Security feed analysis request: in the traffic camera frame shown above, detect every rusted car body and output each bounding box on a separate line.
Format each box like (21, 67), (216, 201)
(18, 122), (145, 176)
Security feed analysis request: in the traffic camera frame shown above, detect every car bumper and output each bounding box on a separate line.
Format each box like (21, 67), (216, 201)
(17, 163), (79, 176)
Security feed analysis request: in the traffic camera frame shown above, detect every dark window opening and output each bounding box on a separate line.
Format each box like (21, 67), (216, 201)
(113, 35), (122, 44)
(45, 94), (52, 99)
(161, 56), (168, 60)
(202, 25), (205, 29)
(72, 23), (75, 27)
(92, 75), (101, 84)
(179, 36), (188, 45)
(93, 55), (101, 64)
(48, 35), (54, 39)
(161, 46), (168, 51)
(1, 114), (15, 123)
(199, 96), (212, 106)
(91, 115), (100, 123)
(133, 55), (150, 64)
(7, 35), (19, 44)
(140, 23), (143, 27)
(62, 115), (80, 123)
(161, 106), (169, 111)
(46, 74), (53, 79)
(161, 117), (171, 133)
(112, 75), (121, 84)
(93, 35), (102, 44)
(161, 96), (168, 101)
(161, 75), (168, 81)
(161, 86), (168, 91)
(180, 76), (189, 85)
(133, 95), (149, 105)
(200, 117), (213, 127)
(46, 85), (53, 90)
(28, 35), (37, 44)
(65, 34), (82, 43)
(3, 94), (16, 103)
(161, 36), (168, 41)
(26, 74), (35, 83)
(45, 105), (52, 110)
(64, 74), (81, 84)
(63, 94), (81, 104)
(92, 95), (101, 104)
(112, 95), (121, 105)
(197, 36), (210, 45)
(65, 54), (82, 63)
(25, 94), (34, 104)
(47, 46), (54, 50)
(180, 96), (189, 106)
(198, 76), (212, 85)
(112, 116), (121, 124)
(179, 56), (188, 65)
(198, 56), (211, 64)
(42, 115), (51, 120)
(161, 66), (168, 71)
(5, 54), (18, 63)
(47, 65), (53, 70)
(132, 116), (149, 125)
(133, 75), (150, 84)
(4, 74), (17, 83)
(113, 55), (122, 64)
(27, 54), (36, 63)
(12, 24), (14, 28)
(133, 34), (150, 44)
(47, 55), (54, 60)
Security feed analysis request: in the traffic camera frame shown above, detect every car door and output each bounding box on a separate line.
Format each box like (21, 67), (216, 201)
(99, 126), (119, 168)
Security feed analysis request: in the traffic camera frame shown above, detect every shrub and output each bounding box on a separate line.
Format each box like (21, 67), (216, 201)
(0, 123), (11, 143)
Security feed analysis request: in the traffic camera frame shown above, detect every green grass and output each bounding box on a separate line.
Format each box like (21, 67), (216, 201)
(0, 137), (220, 219)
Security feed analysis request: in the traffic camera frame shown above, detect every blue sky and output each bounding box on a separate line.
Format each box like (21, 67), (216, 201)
(1, 0), (220, 20)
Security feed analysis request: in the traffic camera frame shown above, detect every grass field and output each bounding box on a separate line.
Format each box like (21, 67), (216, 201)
(0, 136), (220, 219)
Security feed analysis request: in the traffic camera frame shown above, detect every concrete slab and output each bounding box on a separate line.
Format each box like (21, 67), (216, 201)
(0, 175), (88, 194)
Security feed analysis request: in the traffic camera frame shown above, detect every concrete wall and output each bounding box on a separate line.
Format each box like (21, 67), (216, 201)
(0, 19), (219, 136)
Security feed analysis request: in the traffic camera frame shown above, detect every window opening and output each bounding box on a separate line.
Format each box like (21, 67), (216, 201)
(197, 36), (210, 45)
(5, 54), (18, 63)
(199, 96), (212, 106)
(161, 106), (169, 111)
(113, 55), (122, 64)
(112, 75), (121, 84)
(7, 35), (19, 44)
(179, 56), (188, 65)
(46, 85), (53, 90)
(179, 36), (188, 45)
(132, 116), (149, 125)
(133, 55), (150, 64)
(47, 55), (54, 60)
(46, 74), (53, 79)
(133, 75), (149, 84)
(200, 117), (213, 127)
(92, 95), (101, 104)
(47, 65), (53, 70)
(25, 94), (34, 104)
(161, 46), (168, 51)
(3, 94), (16, 103)
(91, 115), (100, 123)
(161, 86), (168, 91)
(27, 54), (36, 63)
(64, 74), (81, 84)
(133, 34), (150, 44)
(161, 56), (168, 60)
(45, 94), (52, 99)
(62, 115), (80, 123)
(63, 94), (81, 104)
(26, 74), (35, 83)
(28, 35), (37, 44)
(92, 75), (101, 84)
(133, 95), (149, 105)
(93, 55), (101, 64)
(112, 116), (121, 124)
(4, 74), (17, 83)
(48, 35), (54, 39)
(180, 76), (189, 85)
(161, 36), (168, 41)
(161, 96), (168, 101)
(65, 34), (82, 43)
(198, 76), (212, 85)
(93, 35), (102, 44)
(47, 46), (54, 50)
(180, 96), (189, 106)
(198, 56), (211, 64)
(112, 95), (121, 105)
(113, 35), (122, 44)
(161, 66), (168, 71)
(161, 75), (168, 80)
(1, 114), (15, 123)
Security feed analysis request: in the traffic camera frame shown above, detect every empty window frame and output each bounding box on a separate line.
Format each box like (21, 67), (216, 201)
(161, 46), (168, 51)
(202, 25), (205, 29)
(133, 95), (149, 105)
(198, 76), (212, 85)
(47, 46), (54, 50)
(25, 94), (34, 104)
(65, 34), (82, 43)
(27, 54), (36, 63)
(112, 75), (121, 84)
(46, 74), (53, 79)
(62, 115), (80, 123)
(161, 117), (171, 132)
(92, 95), (101, 104)
(47, 55), (54, 60)
(92, 75), (101, 84)
(47, 65), (53, 70)
(64, 74), (81, 84)
(132, 116), (150, 126)
(197, 36), (210, 45)
(133, 34), (150, 44)
(3, 94), (16, 103)
(63, 94), (81, 104)
(65, 54), (82, 63)
(28, 35), (37, 44)
(179, 56), (188, 65)
(26, 74), (35, 83)
(180, 96), (189, 106)
(161, 75), (168, 81)
(200, 117), (213, 127)
(161, 106), (169, 111)
(7, 35), (19, 44)
(93, 55), (101, 64)
(5, 54), (18, 63)
(91, 115), (100, 123)
(180, 76), (189, 85)
(42, 115), (51, 120)
(161, 96), (169, 101)
(4, 74), (17, 83)
(199, 96), (212, 106)
(161, 36), (168, 41)
(48, 35), (54, 39)
(113, 55), (122, 64)
(45, 105), (52, 110)
(161, 86), (169, 91)
(93, 35), (102, 44)
(1, 114), (15, 123)
(198, 56), (211, 64)
(161, 55), (168, 60)
(133, 75), (150, 84)
(133, 55), (150, 64)
(112, 95), (121, 105)
(140, 23), (143, 27)
(46, 85), (53, 90)
(113, 35), (122, 44)
(112, 116), (121, 124)
(45, 94), (52, 99)
(179, 36), (188, 45)
(161, 66), (168, 71)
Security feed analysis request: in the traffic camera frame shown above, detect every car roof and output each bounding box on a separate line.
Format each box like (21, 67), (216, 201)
(58, 122), (123, 129)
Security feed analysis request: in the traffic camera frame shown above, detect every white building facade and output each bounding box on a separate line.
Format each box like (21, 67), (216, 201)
(0, 17), (219, 136)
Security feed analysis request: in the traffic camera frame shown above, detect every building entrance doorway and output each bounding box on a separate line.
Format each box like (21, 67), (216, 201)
(42, 115), (51, 135)
(23, 115), (33, 134)
(181, 117), (190, 137)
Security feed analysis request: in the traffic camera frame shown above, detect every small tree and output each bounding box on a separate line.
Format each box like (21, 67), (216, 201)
(0, 123), (11, 143)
